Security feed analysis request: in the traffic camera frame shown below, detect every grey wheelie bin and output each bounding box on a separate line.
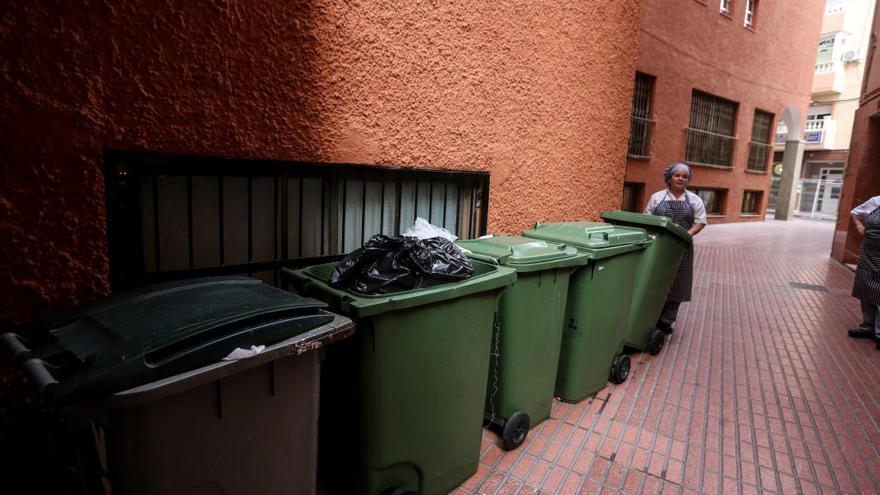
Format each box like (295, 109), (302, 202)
(523, 222), (651, 403)
(284, 260), (516, 495)
(0, 277), (353, 495)
(601, 210), (692, 354)
(456, 236), (588, 450)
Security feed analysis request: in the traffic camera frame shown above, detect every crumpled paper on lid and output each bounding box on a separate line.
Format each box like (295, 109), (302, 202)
(222, 345), (266, 361)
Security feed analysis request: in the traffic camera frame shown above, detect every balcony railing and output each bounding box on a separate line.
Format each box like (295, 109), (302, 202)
(628, 116), (655, 158)
(815, 62), (835, 73)
(684, 127), (736, 168)
(774, 118), (838, 146)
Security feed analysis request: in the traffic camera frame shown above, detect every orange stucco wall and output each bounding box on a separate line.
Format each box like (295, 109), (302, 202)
(0, 1), (641, 325)
(625, 0), (824, 223)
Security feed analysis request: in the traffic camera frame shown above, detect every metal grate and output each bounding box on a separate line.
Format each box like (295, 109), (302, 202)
(105, 151), (490, 290)
(789, 281), (829, 292)
(685, 91), (738, 168)
(747, 110), (774, 172)
(628, 73), (655, 158)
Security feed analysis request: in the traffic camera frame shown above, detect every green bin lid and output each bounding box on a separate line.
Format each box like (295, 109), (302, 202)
(456, 236), (588, 272)
(600, 210), (693, 246)
(522, 221), (650, 258)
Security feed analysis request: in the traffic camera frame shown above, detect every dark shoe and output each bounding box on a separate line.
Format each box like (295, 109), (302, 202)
(875, 340), (880, 350)
(848, 327), (875, 338)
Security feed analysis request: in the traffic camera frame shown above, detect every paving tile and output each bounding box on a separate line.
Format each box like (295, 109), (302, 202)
(455, 221), (880, 495)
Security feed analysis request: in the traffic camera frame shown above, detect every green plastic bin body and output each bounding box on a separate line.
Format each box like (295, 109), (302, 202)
(284, 261), (516, 495)
(456, 236), (589, 432)
(523, 222), (650, 403)
(601, 210), (693, 351)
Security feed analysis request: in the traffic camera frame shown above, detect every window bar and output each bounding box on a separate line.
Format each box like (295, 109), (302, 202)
(394, 177), (403, 235)
(442, 182), (448, 228)
(186, 175), (194, 269)
(479, 179), (489, 237)
(470, 183), (478, 239)
(273, 176), (279, 261)
(152, 174), (161, 273)
(218, 177), (225, 265)
(360, 178), (367, 246)
(413, 181), (419, 223)
(428, 180), (434, 223)
(296, 177), (303, 257)
(340, 173), (347, 253)
(320, 177), (328, 255)
(379, 175), (386, 235)
(247, 176), (253, 275)
(455, 182), (462, 236)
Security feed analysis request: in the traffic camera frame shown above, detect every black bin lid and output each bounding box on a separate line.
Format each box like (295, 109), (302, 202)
(5, 277), (333, 403)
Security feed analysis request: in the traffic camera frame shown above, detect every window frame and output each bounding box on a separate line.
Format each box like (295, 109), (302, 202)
(104, 150), (491, 290)
(744, 0), (757, 28)
(747, 109), (774, 172)
(690, 187), (727, 215)
(627, 72), (656, 159)
(684, 90), (739, 169)
(720, 0), (731, 15)
(741, 190), (763, 214)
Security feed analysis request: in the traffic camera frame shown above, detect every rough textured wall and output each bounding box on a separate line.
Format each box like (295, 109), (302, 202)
(625, 0), (824, 223)
(0, 1), (640, 324)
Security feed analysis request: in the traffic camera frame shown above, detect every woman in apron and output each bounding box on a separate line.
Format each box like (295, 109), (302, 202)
(847, 195), (880, 349)
(644, 163), (707, 335)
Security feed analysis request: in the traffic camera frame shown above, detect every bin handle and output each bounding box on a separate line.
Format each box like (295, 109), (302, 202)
(465, 252), (500, 266)
(22, 358), (58, 393)
(0, 332), (30, 358)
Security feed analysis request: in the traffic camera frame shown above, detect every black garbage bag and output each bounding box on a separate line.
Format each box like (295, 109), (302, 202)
(329, 235), (474, 294)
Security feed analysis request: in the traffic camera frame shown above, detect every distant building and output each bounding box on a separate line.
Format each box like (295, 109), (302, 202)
(831, 0), (880, 263)
(623, 0), (824, 223)
(772, 0), (877, 220)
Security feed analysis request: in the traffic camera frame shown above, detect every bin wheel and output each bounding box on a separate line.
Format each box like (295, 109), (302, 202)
(384, 488), (416, 495)
(501, 411), (530, 451)
(647, 329), (665, 355)
(609, 355), (631, 384)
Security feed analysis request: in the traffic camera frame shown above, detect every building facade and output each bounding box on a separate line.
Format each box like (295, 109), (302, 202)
(831, 0), (880, 263)
(623, 0), (824, 223)
(772, 0), (877, 220)
(0, 1), (642, 326)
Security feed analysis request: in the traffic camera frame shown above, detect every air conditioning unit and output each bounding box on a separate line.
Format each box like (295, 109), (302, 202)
(842, 50), (860, 63)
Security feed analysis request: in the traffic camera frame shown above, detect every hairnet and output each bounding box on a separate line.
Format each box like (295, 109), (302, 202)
(663, 163), (692, 185)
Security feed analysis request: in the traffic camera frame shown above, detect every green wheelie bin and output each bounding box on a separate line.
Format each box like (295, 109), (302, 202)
(601, 210), (693, 355)
(523, 222), (651, 403)
(283, 260), (516, 495)
(456, 236), (589, 450)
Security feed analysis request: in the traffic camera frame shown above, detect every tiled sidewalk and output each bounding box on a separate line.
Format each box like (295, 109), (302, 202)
(456, 219), (880, 495)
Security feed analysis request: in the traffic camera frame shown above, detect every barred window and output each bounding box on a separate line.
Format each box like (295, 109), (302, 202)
(685, 91), (738, 168)
(691, 187), (726, 215)
(628, 73), (655, 158)
(622, 183), (644, 212)
(742, 190), (762, 214)
(747, 110), (774, 172)
(104, 152), (489, 289)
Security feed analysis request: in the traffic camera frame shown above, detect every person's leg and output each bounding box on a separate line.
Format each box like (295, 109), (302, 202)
(849, 301), (877, 338)
(657, 299), (682, 334)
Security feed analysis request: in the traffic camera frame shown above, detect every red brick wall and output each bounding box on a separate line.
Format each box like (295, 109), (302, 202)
(625, 0), (824, 223)
(0, 1), (640, 325)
